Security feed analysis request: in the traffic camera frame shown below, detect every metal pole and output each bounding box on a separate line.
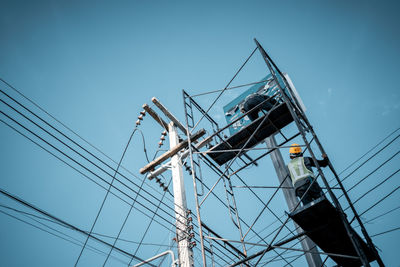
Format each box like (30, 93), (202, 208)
(266, 136), (323, 267)
(169, 122), (194, 267)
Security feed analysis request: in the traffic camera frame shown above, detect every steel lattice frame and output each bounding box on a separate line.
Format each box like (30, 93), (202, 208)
(181, 39), (385, 267)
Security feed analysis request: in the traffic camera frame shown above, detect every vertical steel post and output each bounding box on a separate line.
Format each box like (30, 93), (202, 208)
(266, 136), (323, 267)
(183, 90), (207, 267)
(254, 38), (372, 266)
(169, 122), (194, 267)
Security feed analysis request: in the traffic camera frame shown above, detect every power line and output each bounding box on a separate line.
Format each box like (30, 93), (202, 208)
(4, 75), (396, 265)
(371, 226), (400, 238)
(0, 118), (175, 233)
(3, 83), (274, 265)
(102, 173), (149, 266)
(0, 116), (233, 264)
(0, 90), (231, 260)
(349, 168), (400, 208)
(359, 205), (400, 227)
(0, 78), (304, 264)
(190, 79), (268, 98)
(0, 99), (197, 234)
(341, 150), (400, 198)
(0, 95), (185, 224)
(0, 205), (132, 265)
(74, 122), (149, 265)
(333, 132), (400, 187)
(259, 132), (400, 264)
(0, 201), (180, 248)
(358, 184), (400, 218)
(0, 117), (241, 266)
(0, 186), (151, 265)
(247, 127), (400, 249)
(336, 127), (400, 177)
(0, 78), (170, 203)
(0, 78), (178, 212)
(129, 177), (172, 265)
(0, 209), (131, 266)
(0, 114), (180, 231)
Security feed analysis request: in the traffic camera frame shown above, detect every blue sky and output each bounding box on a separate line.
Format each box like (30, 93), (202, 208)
(0, 0), (399, 266)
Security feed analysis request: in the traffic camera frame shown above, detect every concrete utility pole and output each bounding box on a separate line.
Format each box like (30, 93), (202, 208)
(265, 136), (323, 267)
(169, 122), (194, 267)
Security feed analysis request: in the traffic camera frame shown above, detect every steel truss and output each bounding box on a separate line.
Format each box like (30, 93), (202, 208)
(182, 39), (384, 266)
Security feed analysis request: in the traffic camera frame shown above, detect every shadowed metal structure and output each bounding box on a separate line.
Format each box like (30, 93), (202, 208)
(208, 102), (293, 165)
(289, 196), (376, 266)
(180, 38), (385, 266)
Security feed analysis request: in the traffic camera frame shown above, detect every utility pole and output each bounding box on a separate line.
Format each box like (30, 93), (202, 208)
(265, 136), (323, 267)
(169, 121), (194, 267)
(140, 99), (200, 267)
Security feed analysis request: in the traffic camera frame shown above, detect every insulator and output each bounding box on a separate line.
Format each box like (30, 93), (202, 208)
(140, 110), (146, 116)
(189, 233), (195, 239)
(136, 120), (141, 126)
(159, 182), (165, 188)
(186, 209), (192, 215)
(158, 140), (163, 147)
(188, 171), (192, 176)
(172, 237), (177, 242)
(191, 241), (196, 247)
(155, 177), (161, 183)
(163, 186), (168, 192)
(162, 130), (167, 136)
(160, 136), (165, 141)
(187, 217), (193, 222)
(138, 114), (144, 120)
(188, 225), (194, 230)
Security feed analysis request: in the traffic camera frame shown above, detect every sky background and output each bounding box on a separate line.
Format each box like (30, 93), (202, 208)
(0, 0), (399, 266)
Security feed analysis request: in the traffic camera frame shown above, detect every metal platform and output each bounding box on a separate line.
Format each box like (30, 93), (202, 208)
(207, 102), (294, 165)
(289, 197), (376, 266)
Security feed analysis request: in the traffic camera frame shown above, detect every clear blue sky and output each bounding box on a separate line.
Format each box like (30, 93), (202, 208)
(0, 0), (399, 266)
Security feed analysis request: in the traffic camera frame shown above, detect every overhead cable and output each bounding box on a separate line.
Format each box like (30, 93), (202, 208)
(0, 114), (180, 231)
(0, 209), (131, 266)
(0, 186), (150, 264)
(0, 118), (175, 233)
(0, 78), (169, 201)
(0, 95), (185, 222)
(358, 185), (400, 218)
